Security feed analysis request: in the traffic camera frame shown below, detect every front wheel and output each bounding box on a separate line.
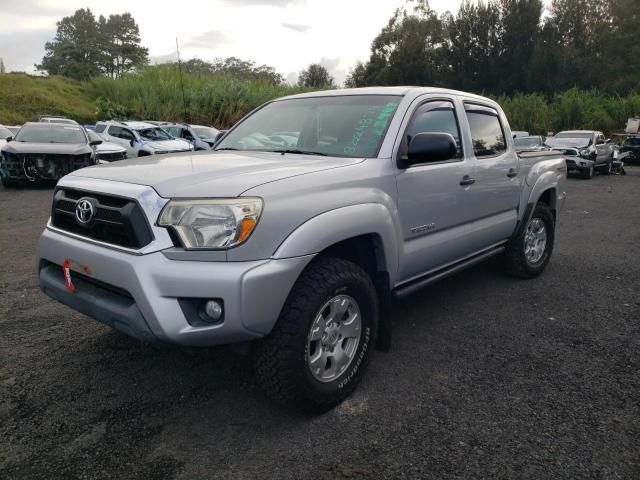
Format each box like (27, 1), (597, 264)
(582, 164), (594, 179)
(499, 202), (555, 279)
(252, 257), (378, 413)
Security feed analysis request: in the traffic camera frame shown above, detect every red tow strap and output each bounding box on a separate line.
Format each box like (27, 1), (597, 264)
(62, 259), (75, 293)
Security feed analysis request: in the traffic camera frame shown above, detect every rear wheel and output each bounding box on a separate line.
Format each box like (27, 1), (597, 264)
(499, 202), (555, 279)
(252, 257), (378, 413)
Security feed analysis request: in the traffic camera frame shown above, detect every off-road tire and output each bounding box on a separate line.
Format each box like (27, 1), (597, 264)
(1, 177), (19, 188)
(499, 202), (555, 279)
(251, 257), (378, 413)
(600, 159), (612, 175)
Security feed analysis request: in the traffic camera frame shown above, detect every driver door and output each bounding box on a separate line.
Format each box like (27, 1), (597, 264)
(395, 96), (479, 283)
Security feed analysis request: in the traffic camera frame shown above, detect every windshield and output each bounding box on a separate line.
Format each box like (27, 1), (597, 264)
(216, 95), (401, 157)
(514, 136), (542, 147)
(0, 126), (11, 139)
(137, 127), (173, 141)
(14, 124), (87, 144)
(554, 132), (593, 140)
(193, 126), (219, 138)
(624, 137), (640, 146)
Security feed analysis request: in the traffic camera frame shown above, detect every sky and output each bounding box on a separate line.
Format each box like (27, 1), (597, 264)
(1, 0), (489, 85)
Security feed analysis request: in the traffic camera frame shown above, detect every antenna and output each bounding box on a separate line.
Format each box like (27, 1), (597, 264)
(176, 37), (188, 122)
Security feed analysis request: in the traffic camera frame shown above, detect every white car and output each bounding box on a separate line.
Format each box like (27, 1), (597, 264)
(86, 129), (127, 163)
(0, 125), (12, 149)
(94, 121), (193, 157)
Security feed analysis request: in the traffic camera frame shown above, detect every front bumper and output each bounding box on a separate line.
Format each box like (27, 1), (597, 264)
(564, 156), (593, 172)
(37, 228), (313, 346)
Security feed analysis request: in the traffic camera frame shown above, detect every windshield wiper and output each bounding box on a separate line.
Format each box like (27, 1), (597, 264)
(215, 147), (239, 151)
(273, 149), (328, 156)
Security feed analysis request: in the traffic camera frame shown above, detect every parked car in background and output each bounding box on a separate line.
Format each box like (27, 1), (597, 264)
(39, 116), (78, 125)
(619, 134), (640, 163)
(94, 121), (193, 157)
(37, 87), (567, 411)
(163, 123), (220, 150)
(0, 125), (12, 151)
(512, 130), (530, 138)
(0, 122), (101, 187)
(86, 129), (127, 163)
(513, 135), (546, 151)
(546, 130), (613, 179)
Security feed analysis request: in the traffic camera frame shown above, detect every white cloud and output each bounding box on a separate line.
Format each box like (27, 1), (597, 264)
(0, 0), (478, 83)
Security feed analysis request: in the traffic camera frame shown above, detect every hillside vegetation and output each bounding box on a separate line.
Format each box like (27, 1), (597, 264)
(1, 69), (639, 134)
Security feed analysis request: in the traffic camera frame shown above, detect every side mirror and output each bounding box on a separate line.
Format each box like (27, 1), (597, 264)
(130, 139), (135, 147)
(214, 130), (227, 144)
(89, 140), (102, 146)
(513, 134), (517, 139)
(5, 136), (12, 142)
(605, 138), (611, 144)
(399, 132), (457, 168)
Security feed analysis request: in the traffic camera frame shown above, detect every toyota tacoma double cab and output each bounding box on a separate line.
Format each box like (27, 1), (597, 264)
(37, 87), (567, 412)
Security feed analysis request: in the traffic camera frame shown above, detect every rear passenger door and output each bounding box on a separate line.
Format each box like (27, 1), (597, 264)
(462, 102), (520, 248)
(107, 126), (136, 157)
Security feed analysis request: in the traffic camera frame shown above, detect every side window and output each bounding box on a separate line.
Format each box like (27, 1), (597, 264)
(596, 134), (605, 145)
(107, 126), (122, 137)
(464, 104), (507, 157)
(95, 124), (106, 133)
(165, 127), (179, 137)
(183, 129), (194, 140)
(405, 100), (463, 158)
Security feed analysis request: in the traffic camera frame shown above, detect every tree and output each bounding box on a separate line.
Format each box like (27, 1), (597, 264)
(98, 13), (148, 78)
(0, 58), (5, 74)
(37, 8), (102, 80)
(297, 64), (335, 88)
(37, 8), (148, 80)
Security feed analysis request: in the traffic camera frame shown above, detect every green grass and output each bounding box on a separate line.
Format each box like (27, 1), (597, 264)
(0, 73), (96, 125)
(1, 69), (639, 134)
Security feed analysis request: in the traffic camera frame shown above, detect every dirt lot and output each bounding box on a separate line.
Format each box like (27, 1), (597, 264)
(1, 169), (639, 480)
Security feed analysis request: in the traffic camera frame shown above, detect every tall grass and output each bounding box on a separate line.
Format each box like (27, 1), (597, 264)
(87, 65), (308, 128)
(1, 68), (639, 134)
(496, 88), (640, 135)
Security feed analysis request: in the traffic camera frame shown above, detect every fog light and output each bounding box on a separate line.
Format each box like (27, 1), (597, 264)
(205, 300), (223, 321)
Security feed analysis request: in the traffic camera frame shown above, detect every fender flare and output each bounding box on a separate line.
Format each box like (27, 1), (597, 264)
(512, 172), (559, 240)
(272, 203), (400, 284)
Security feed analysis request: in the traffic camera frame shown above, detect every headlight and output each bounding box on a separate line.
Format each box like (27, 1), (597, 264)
(158, 198), (263, 249)
(579, 149), (590, 157)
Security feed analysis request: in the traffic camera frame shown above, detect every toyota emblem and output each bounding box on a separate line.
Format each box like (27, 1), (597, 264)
(75, 199), (95, 225)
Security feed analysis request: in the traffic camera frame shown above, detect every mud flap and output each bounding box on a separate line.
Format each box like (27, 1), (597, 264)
(374, 271), (392, 352)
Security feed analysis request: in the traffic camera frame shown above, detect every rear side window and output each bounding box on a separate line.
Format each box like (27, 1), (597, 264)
(405, 100), (463, 158)
(108, 126), (133, 140)
(464, 104), (506, 157)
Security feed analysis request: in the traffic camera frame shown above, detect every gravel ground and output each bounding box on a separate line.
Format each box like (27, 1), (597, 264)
(1, 168), (639, 479)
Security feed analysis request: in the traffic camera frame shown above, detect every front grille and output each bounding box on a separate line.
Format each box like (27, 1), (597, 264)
(97, 151), (126, 161)
(51, 188), (153, 249)
(1, 152), (93, 180)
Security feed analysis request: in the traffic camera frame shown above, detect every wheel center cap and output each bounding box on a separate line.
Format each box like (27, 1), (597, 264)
(327, 330), (339, 345)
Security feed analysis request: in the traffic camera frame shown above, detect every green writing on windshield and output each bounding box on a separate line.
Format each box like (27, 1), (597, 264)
(344, 101), (399, 156)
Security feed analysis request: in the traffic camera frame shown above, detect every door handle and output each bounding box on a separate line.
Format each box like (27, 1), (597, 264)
(507, 168), (518, 178)
(459, 175), (475, 186)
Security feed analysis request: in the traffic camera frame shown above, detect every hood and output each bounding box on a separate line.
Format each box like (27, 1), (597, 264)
(1, 141), (91, 155)
(69, 150), (364, 197)
(144, 139), (191, 151)
(95, 141), (126, 153)
(545, 137), (590, 148)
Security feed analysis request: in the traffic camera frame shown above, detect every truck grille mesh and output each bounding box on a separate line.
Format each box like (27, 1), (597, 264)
(50, 188), (153, 249)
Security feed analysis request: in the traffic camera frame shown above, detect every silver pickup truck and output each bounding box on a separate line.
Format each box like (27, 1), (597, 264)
(37, 87), (567, 412)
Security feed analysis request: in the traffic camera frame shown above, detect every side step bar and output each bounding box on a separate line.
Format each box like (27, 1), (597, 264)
(393, 245), (505, 299)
